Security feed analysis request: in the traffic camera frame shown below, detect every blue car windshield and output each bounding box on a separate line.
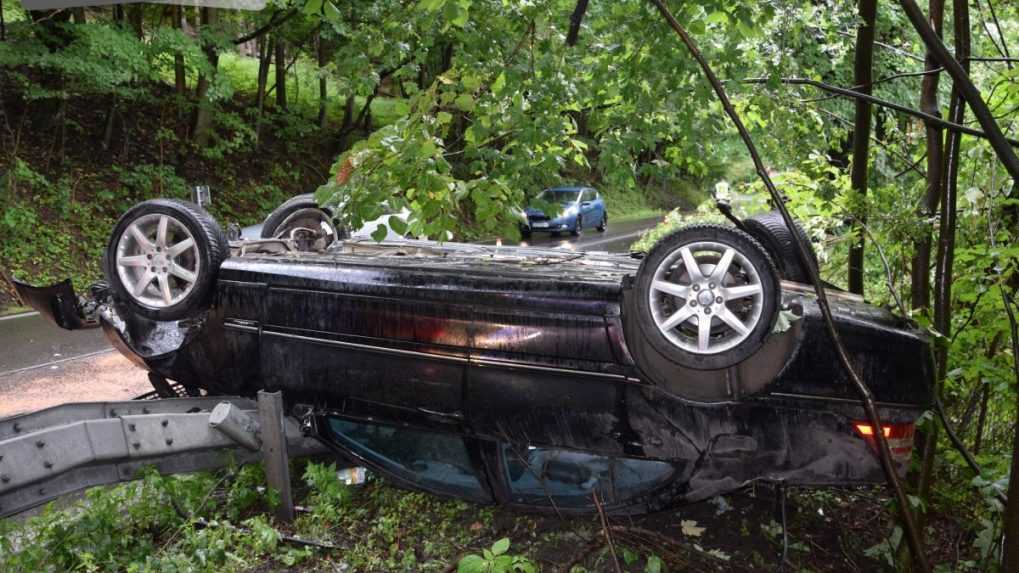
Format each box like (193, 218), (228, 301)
(537, 190), (581, 204)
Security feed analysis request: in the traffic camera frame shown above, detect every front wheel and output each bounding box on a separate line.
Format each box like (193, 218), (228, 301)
(632, 224), (779, 370)
(596, 212), (607, 232)
(104, 199), (228, 321)
(570, 216), (582, 237)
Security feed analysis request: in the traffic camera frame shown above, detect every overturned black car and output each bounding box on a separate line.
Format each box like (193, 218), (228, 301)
(14, 198), (932, 514)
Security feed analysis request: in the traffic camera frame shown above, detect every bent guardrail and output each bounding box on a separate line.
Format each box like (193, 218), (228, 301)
(0, 393), (328, 519)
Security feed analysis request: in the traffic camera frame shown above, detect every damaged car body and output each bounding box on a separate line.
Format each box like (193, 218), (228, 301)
(13, 199), (932, 515)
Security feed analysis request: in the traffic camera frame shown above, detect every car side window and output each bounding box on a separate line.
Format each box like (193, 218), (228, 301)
(581, 190), (595, 203)
(501, 444), (674, 508)
(326, 417), (490, 502)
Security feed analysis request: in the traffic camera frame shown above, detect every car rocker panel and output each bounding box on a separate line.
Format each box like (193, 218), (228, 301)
(14, 199), (933, 514)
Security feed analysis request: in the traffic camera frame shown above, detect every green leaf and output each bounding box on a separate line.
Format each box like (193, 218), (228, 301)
(303, 0), (324, 15)
(419, 0), (446, 11)
(388, 215), (408, 236)
(492, 72), (506, 95)
(454, 93), (475, 112)
(371, 225), (388, 242)
(644, 554), (663, 573)
(457, 555), (486, 573)
(706, 11), (729, 25)
(491, 537), (511, 556)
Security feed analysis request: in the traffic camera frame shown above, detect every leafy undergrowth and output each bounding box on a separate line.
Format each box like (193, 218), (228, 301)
(0, 457), (988, 573)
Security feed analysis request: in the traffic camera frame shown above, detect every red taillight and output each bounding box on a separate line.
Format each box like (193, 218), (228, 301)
(852, 421), (915, 464)
(854, 423), (892, 438)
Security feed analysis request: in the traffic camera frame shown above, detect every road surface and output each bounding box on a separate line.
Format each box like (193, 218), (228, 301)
(0, 214), (661, 416)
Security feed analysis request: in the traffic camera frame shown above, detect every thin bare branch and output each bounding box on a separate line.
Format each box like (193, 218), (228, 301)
(742, 76), (1019, 147)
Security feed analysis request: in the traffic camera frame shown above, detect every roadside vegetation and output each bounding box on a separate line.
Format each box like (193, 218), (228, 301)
(0, 459), (990, 572)
(1, 0), (1018, 570)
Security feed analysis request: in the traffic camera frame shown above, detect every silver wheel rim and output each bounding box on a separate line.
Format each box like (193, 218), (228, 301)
(648, 240), (765, 355)
(115, 213), (201, 309)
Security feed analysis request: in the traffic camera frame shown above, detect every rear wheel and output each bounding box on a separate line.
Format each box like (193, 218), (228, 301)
(104, 199), (228, 321)
(742, 211), (818, 283)
(632, 224), (779, 370)
(261, 193), (346, 243)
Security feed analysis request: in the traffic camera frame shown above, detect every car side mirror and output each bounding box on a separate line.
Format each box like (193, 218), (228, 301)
(581, 201), (591, 207)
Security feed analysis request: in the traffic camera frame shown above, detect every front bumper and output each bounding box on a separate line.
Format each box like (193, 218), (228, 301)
(525, 216), (576, 232)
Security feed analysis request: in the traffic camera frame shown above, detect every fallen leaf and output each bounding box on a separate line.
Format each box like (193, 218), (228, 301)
(681, 519), (705, 537)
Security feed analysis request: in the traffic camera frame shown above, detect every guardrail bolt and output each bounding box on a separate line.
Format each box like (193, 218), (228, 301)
(129, 424), (136, 432)
(132, 442), (140, 450)
(161, 420), (169, 428)
(43, 461), (53, 469)
(165, 438), (174, 446)
(37, 487), (45, 496)
(110, 409), (117, 417)
(143, 408), (150, 414)
(12, 423), (20, 433)
(1, 475), (10, 484)
(35, 440), (45, 449)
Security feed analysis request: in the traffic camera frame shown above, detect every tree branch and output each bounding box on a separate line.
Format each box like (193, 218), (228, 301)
(565, 0), (589, 47)
(897, 0), (1019, 182)
(233, 8), (297, 45)
(742, 76), (1019, 147)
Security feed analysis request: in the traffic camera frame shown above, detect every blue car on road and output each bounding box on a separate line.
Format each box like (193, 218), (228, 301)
(521, 186), (607, 238)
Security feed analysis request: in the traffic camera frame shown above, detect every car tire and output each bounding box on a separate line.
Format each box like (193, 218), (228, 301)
(742, 211), (818, 283)
(261, 193), (346, 240)
(632, 224), (780, 370)
(520, 226), (532, 239)
(596, 212), (607, 232)
(104, 199), (228, 321)
(571, 216), (582, 237)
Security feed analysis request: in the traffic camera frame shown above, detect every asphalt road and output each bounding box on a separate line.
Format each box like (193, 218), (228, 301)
(0, 214), (661, 382)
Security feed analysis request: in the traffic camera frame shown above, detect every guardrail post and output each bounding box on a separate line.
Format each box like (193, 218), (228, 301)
(257, 391), (294, 523)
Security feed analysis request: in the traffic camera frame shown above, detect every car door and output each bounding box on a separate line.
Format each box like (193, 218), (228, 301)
(255, 262), (471, 431)
(593, 190), (605, 223)
(579, 189), (596, 226)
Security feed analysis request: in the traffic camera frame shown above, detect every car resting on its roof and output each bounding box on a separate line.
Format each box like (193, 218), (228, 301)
(13, 198), (932, 514)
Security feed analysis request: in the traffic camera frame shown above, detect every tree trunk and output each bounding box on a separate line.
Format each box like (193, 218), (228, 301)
(848, 0), (877, 295)
(174, 6), (187, 97)
(915, 0), (969, 509)
(910, 0), (945, 315)
(256, 37), (273, 111)
(127, 5), (144, 39)
(908, 0), (945, 508)
(192, 8), (219, 147)
(1002, 295), (1019, 572)
(318, 30), (328, 128)
(973, 384), (989, 454)
(275, 37), (287, 111)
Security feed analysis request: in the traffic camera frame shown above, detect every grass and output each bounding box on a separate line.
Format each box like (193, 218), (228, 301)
(176, 52), (409, 129)
(0, 305), (31, 317)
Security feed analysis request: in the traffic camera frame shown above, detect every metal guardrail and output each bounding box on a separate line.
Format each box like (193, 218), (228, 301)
(0, 394), (328, 518)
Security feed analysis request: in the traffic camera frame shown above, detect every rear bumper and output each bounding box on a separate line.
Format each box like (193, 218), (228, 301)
(11, 279), (100, 330)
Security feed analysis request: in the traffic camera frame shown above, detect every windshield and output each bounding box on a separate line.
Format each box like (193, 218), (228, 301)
(536, 189), (581, 204)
